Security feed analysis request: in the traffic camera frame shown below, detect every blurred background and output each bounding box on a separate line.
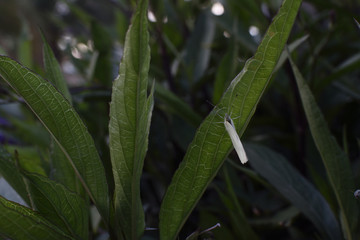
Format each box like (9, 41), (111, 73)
(1, 0), (360, 239)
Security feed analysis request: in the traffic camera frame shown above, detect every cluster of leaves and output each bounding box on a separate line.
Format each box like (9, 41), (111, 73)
(0, 0), (359, 239)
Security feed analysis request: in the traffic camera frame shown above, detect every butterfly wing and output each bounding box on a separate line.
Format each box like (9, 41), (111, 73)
(224, 115), (248, 164)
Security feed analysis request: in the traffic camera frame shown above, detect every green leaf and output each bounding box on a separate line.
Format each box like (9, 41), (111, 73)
(49, 141), (84, 194)
(288, 53), (358, 239)
(24, 172), (88, 240)
(41, 31), (72, 102)
(247, 144), (342, 240)
(0, 56), (109, 223)
(108, 0), (153, 239)
(41, 31), (83, 195)
(0, 196), (74, 240)
(0, 147), (31, 206)
(159, 0), (302, 239)
(5, 146), (47, 177)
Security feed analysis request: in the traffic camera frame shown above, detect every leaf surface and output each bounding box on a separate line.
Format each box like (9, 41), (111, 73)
(41, 31), (71, 102)
(0, 196), (74, 240)
(25, 172), (88, 240)
(159, 0), (302, 239)
(41, 32), (83, 195)
(0, 56), (109, 222)
(248, 144), (342, 240)
(289, 53), (359, 239)
(108, 0), (153, 238)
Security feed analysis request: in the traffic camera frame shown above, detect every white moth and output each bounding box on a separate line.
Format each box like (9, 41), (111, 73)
(224, 113), (248, 164)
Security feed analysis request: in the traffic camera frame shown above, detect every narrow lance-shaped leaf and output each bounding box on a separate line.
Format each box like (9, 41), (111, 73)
(24, 172), (89, 240)
(247, 144), (342, 240)
(41, 31), (71, 102)
(41, 32), (83, 195)
(109, 0), (153, 239)
(288, 52), (359, 239)
(0, 196), (74, 240)
(159, 0), (302, 239)
(0, 56), (109, 223)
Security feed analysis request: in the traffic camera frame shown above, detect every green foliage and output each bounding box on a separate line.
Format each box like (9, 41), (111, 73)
(247, 144), (342, 240)
(0, 0), (360, 239)
(108, 0), (153, 238)
(24, 172), (89, 239)
(289, 54), (359, 239)
(0, 196), (74, 240)
(0, 56), (110, 223)
(159, 0), (302, 239)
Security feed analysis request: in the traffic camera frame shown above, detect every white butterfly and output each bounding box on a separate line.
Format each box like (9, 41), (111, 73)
(224, 113), (248, 164)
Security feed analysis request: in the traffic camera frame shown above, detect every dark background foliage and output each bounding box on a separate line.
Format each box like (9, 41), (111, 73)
(0, 0), (360, 239)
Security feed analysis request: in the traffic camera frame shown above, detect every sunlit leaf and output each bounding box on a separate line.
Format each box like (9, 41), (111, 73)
(159, 0), (302, 239)
(109, 0), (153, 238)
(0, 56), (109, 223)
(41, 32), (83, 195)
(0, 196), (74, 240)
(25, 172), (88, 239)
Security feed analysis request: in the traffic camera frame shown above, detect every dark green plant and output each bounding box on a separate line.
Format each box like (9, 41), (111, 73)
(0, 0), (359, 239)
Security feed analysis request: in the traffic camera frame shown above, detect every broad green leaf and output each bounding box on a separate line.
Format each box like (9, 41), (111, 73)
(109, 0), (153, 238)
(159, 0), (302, 239)
(0, 147), (30, 206)
(0, 196), (74, 240)
(289, 54), (358, 239)
(247, 144), (342, 240)
(49, 141), (83, 194)
(24, 172), (88, 240)
(41, 32), (82, 195)
(0, 56), (109, 223)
